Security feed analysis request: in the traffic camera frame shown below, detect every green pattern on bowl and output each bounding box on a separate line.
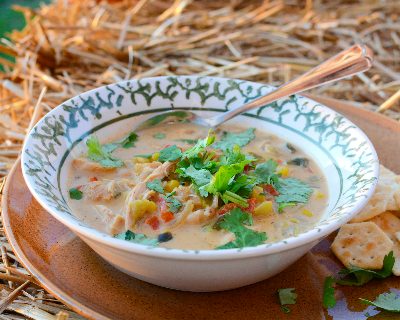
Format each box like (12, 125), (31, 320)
(22, 76), (378, 253)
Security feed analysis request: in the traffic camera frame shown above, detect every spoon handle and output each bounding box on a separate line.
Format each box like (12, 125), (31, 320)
(207, 44), (374, 127)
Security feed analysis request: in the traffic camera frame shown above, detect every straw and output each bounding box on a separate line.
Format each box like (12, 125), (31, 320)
(0, 0), (399, 318)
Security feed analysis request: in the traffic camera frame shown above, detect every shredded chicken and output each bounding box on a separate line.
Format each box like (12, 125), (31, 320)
(123, 161), (174, 228)
(94, 205), (125, 235)
(80, 179), (134, 201)
(186, 195), (218, 224)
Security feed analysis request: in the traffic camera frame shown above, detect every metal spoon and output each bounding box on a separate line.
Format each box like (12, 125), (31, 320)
(135, 44), (373, 130)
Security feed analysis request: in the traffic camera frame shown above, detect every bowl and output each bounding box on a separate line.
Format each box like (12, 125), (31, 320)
(22, 76), (379, 292)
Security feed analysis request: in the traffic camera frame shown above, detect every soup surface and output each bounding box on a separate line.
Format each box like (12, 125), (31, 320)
(67, 121), (328, 250)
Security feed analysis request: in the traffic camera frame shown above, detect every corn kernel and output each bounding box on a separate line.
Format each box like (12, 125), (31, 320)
(254, 201), (273, 216)
(127, 199), (157, 228)
(151, 152), (160, 161)
(315, 191), (325, 199)
(133, 157), (150, 164)
(165, 180), (180, 193)
(278, 165), (289, 177)
(290, 218), (299, 224)
(251, 186), (265, 202)
(302, 209), (314, 217)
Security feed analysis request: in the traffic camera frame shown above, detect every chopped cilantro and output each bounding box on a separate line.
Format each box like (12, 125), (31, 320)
(216, 208), (267, 249)
(219, 145), (254, 166)
(213, 128), (255, 151)
(278, 288), (297, 305)
(69, 188), (83, 200)
(162, 192), (182, 213)
(146, 179), (164, 193)
(253, 160), (279, 185)
(183, 165), (212, 197)
(103, 131), (138, 152)
(182, 131), (215, 159)
(323, 276), (336, 309)
(159, 145), (182, 162)
(336, 251), (395, 286)
(275, 178), (313, 211)
(221, 190), (248, 207)
(86, 136), (124, 168)
(277, 202), (296, 213)
(153, 132), (166, 139)
(206, 160), (252, 195)
(227, 174), (257, 198)
(115, 230), (158, 246)
(360, 292), (400, 313)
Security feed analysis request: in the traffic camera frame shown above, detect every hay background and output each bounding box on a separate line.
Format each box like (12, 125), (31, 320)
(0, 0), (399, 318)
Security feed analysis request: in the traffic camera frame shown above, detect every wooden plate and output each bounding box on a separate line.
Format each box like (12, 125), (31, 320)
(3, 98), (400, 320)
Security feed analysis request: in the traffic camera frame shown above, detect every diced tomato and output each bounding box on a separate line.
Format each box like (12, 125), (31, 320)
(89, 177), (98, 182)
(157, 196), (168, 213)
(145, 216), (160, 230)
(263, 184), (279, 196)
(161, 211), (174, 223)
(76, 185), (82, 191)
(216, 203), (239, 215)
(244, 164), (251, 173)
(277, 159), (283, 164)
(245, 198), (257, 213)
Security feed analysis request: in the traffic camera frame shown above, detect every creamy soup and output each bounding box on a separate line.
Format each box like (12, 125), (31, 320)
(67, 123), (328, 250)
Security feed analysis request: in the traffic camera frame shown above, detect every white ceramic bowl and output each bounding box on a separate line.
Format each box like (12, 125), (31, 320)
(22, 76), (379, 292)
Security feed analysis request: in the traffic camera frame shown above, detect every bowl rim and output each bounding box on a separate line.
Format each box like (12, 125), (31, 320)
(21, 76), (380, 261)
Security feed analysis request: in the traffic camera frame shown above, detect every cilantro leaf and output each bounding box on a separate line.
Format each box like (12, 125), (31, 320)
(146, 179), (164, 193)
(360, 292), (400, 313)
(120, 132), (138, 148)
(216, 208), (267, 249)
(213, 128), (255, 151)
(253, 160), (279, 185)
(115, 230), (158, 246)
(219, 145), (255, 166)
(159, 145), (182, 162)
(221, 190), (248, 207)
(182, 131), (215, 159)
(103, 131), (138, 152)
(153, 132), (166, 139)
(323, 276), (337, 309)
(206, 160), (252, 195)
(278, 288), (297, 305)
(69, 188), (83, 200)
(86, 136), (124, 168)
(275, 178), (313, 211)
(277, 202), (296, 212)
(183, 165), (212, 197)
(162, 192), (182, 213)
(336, 251), (395, 286)
(227, 174), (257, 198)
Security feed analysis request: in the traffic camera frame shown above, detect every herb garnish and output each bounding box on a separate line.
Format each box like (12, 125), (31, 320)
(69, 188), (83, 200)
(86, 136), (124, 168)
(213, 128), (255, 151)
(216, 208), (267, 249)
(287, 157), (309, 167)
(323, 276), (336, 309)
(162, 191), (182, 213)
(336, 251), (395, 286)
(103, 131), (138, 152)
(322, 252), (395, 310)
(146, 179), (164, 193)
(360, 292), (400, 313)
(153, 133), (166, 139)
(159, 145), (182, 162)
(275, 178), (313, 213)
(278, 288), (297, 313)
(115, 230), (158, 246)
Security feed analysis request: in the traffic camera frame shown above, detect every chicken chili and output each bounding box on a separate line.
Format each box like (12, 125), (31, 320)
(67, 123), (328, 250)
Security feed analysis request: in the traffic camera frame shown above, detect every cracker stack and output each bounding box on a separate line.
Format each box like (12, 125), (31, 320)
(332, 165), (400, 275)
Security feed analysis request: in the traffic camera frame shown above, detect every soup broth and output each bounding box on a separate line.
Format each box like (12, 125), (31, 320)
(67, 123), (328, 250)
